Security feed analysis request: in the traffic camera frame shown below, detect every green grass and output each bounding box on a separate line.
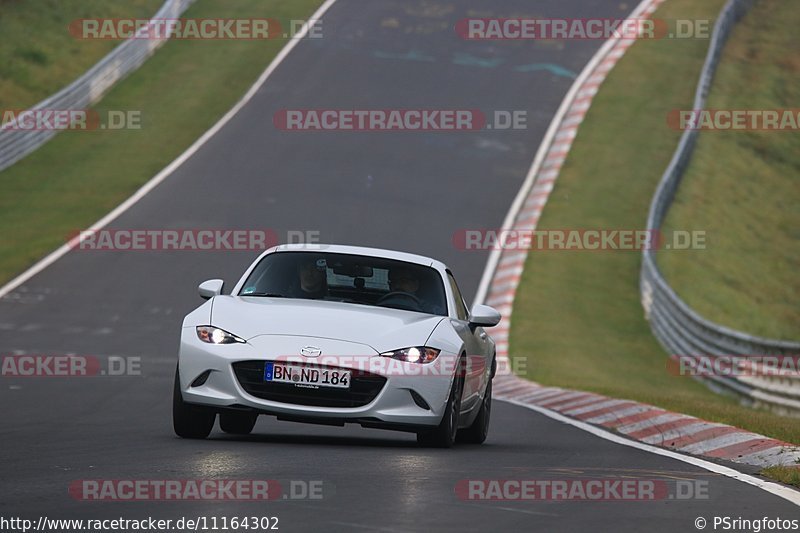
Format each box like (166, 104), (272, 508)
(659, 0), (800, 341)
(0, 0), (322, 283)
(509, 0), (800, 445)
(0, 0), (163, 110)
(761, 466), (800, 489)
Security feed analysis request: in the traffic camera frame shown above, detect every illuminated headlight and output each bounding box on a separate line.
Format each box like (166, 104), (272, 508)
(380, 346), (440, 364)
(196, 326), (245, 345)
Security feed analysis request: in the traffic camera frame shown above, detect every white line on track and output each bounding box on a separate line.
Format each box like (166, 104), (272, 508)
(472, 0), (653, 305)
(1, 0), (796, 508)
(501, 397), (800, 507)
(479, 0), (800, 508)
(0, 0), (340, 300)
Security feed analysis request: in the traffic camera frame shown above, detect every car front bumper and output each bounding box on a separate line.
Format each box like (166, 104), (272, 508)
(177, 329), (457, 429)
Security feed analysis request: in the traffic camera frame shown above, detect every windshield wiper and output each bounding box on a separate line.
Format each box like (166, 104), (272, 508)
(241, 292), (287, 298)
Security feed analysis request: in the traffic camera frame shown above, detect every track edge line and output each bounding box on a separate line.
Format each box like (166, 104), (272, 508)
(498, 396), (800, 507)
(0, 0), (340, 300)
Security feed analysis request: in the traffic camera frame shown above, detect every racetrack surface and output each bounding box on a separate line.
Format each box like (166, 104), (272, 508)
(0, 0), (797, 531)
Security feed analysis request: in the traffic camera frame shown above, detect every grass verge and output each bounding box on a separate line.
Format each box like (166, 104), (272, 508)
(509, 0), (800, 446)
(0, 0), (322, 283)
(761, 466), (800, 490)
(659, 0), (800, 340)
(0, 0), (163, 110)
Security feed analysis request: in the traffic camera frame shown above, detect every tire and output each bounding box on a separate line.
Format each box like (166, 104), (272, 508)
(172, 365), (215, 439)
(417, 357), (465, 448)
(457, 379), (492, 444)
(220, 412), (258, 435)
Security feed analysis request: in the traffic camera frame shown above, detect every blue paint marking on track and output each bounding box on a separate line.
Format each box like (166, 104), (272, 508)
(514, 62), (578, 78)
(372, 50), (436, 62)
(452, 53), (505, 68)
(372, 49), (574, 79)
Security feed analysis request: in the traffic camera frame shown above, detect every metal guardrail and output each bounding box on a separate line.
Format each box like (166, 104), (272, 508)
(640, 0), (800, 416)
(0, 0), (195, 173)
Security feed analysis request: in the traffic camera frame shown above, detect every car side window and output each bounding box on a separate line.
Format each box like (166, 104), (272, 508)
(446, 271), (469, 321)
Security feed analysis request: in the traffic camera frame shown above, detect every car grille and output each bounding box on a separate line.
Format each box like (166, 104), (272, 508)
(232, 361), (387, 408)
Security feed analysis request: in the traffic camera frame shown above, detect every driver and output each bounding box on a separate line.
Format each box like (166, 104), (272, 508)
(387, 267), (446, 315)
(388, 267), (420, 295)
(297, 259), (327, 299)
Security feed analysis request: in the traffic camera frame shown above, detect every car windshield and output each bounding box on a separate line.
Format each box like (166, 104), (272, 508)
(239, 251), (448, 316)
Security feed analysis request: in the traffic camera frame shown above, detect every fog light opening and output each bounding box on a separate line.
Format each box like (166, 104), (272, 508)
(190, 370), (212, 387)
(409, 390), (431, 410)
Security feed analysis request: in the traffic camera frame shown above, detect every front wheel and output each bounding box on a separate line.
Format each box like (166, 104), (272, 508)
(457, 379), (492, 444)
(172, 365), (215, 439)
(417, 359), (465, 448)
(220, 412), (258, 435)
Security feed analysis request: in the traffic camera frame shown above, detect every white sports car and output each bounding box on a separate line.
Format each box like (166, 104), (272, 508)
(173, 244), (501, 447)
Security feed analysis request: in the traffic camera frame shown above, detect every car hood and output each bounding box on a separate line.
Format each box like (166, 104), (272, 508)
(210, 296), (446, 354)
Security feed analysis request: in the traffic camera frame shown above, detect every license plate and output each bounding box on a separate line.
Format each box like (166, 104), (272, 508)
(264, 362), (350, 389)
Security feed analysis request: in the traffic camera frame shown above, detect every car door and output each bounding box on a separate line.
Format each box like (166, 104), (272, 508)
(446, 270), (490, 412)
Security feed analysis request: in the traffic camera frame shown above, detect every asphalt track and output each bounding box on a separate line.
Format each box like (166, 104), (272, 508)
(0, 0), (798, 531)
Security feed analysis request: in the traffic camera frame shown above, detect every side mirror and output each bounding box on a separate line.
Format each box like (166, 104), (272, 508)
(198, 279), (224, 300)
(469, 304), (501, 328)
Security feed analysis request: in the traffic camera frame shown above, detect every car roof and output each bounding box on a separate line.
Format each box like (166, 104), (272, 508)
(272, 243), (447, 271)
